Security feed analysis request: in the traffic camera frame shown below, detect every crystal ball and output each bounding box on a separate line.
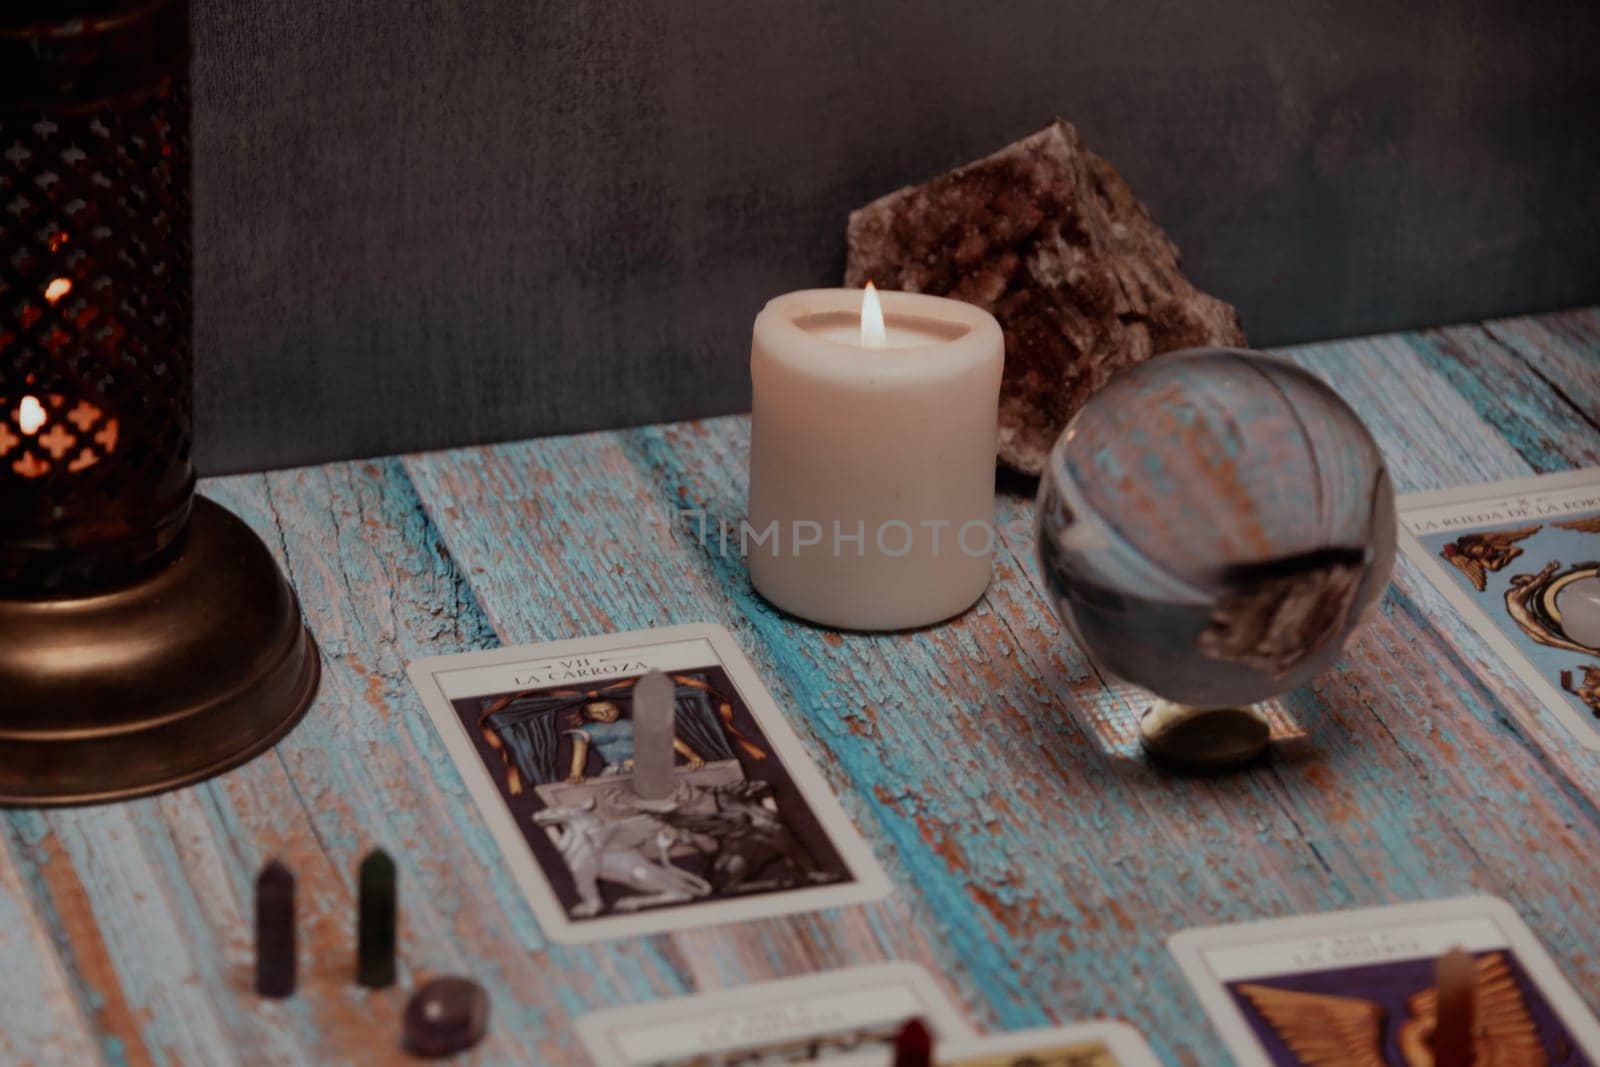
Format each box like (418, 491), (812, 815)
(1035, 349), (1396, 708)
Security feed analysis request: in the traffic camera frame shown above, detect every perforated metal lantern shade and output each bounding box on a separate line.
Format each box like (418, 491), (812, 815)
(1, 0), (194, 586)
(0, 0), (318, 805)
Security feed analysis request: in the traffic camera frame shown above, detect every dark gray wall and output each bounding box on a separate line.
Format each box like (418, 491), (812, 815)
(193, 1), (1600, 475)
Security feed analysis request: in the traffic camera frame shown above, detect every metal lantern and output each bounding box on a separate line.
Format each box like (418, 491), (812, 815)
(0, 0), (319, 804)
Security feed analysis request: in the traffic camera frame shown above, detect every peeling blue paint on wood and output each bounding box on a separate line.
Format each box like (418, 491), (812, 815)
(0, 310), (1597, 1065)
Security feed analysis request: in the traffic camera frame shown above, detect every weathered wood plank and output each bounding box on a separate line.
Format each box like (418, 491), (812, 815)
(407, 428), (1101, 1027)
(1269, 330), (1600, 767)
(403, 313), (1600, 1062)
(1478, 308), (1600, 427)
(1274, 332), (1533, 492)
(2, 801), (243, 1067)
(1404, 320), (1600, 472)
(206, 461), (695, 1065)
(400, 377), (1561, 1067)
(985, 324), (1600, 1044)
(0, 825), (102, 1067)
(1, 308), (1595, 1066)
(0, 460), (686, 1066)
(633, 409), (1600, 1062)
(395, 314), (1600, 1065)
(402, 434), (978, 1052)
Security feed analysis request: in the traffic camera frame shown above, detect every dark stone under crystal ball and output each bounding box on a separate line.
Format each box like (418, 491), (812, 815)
(1035, 349), (1396, 708)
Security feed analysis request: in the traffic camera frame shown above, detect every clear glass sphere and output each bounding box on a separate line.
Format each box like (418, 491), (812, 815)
(1035, 349), (1396, 708)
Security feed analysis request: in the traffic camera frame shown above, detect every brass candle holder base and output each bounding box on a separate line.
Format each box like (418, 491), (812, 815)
(1139, 699), (1270, 773)
(0, 497), (319, 807)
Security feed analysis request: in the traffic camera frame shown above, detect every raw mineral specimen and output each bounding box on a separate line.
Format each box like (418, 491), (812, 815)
(845, 119), (1247, 474)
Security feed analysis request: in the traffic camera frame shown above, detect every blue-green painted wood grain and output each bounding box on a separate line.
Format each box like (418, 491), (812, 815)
(1478, 310), (1600, 427)
(1274, 333), (1535, 492)
(1274, 330), (1600, 983)
(1403, 321), (1600, 472)
(212, 460), (692, 1064)
(402, 308), (1600, 1067)
(2, 309), (1597, 1066)
(400, 432), (988, 1034)
(0, 824), (101, 1065)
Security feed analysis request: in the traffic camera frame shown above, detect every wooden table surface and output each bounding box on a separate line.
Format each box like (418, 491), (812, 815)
(3, 308), (1599, 1066)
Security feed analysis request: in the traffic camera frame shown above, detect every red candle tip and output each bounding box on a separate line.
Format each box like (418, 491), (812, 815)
(893, 1017), (933, 1067)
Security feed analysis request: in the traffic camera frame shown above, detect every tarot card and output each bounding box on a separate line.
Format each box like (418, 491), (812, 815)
(575, 962), (974, 1066)
(1169, 895), (1600, 1066)
(936, 1022), (1161, 1066)
(1398, 467), (1600, 748)
(407, 623), (890, 943)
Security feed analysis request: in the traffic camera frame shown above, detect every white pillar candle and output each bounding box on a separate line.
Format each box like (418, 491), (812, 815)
(747, 286), (1004, 630)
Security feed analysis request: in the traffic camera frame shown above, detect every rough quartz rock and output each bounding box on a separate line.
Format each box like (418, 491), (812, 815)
(845, 119), (1247, 474)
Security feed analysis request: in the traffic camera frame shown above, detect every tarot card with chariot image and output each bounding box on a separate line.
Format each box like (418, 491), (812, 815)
(1398, 467), (1600, 748)
(1170, 896), (1600, 1067)
(407, 624), (890, 943)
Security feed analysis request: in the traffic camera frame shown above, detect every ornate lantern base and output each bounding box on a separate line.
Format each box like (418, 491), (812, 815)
(0, 497), (319, 806)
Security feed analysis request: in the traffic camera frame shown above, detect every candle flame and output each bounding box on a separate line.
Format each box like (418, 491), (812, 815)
(18, 396), (47, 434)
(860, 282), (887, 349)
(44, 277), (72, 304)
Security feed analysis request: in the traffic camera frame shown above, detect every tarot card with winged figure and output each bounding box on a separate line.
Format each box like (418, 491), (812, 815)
(1170, 896), (1600, 1066)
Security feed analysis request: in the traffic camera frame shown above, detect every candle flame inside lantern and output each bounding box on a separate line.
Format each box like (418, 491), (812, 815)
(18, 396), (47, 435)
(860, 282), (888, 349)
(44, 277), (72, 304)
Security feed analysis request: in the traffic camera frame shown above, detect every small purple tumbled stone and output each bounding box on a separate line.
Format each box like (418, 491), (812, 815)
(403, 976), (489, 1058)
